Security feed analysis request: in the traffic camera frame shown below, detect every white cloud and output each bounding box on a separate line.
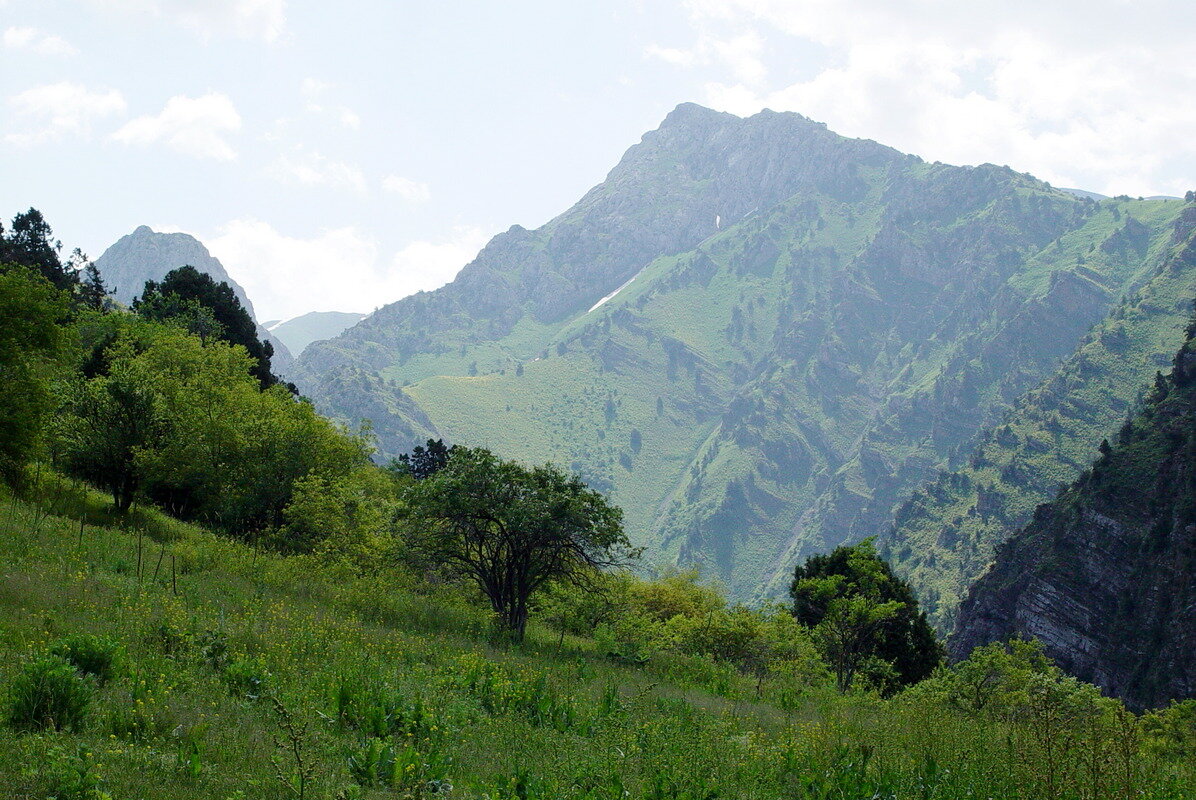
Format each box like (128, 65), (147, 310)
(268, 147), (367, 192)
(90, 0), (285, 42)
(646, 30), (766, 85)
(5, 82), (125, 145)
(112, 93), (241, 160)
(389, 227), (491, 297)
(382, 175), (431, 203)
(206, 219), (492, 320)
(667, 0), (1196, 196)
(300, 77), (361, 129)
(3, 26), (78, 56)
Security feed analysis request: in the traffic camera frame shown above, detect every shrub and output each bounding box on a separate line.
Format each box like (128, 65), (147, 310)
(347, 737), (450, 795)
(50, 634), (123, 684)
(222, 656), (271, 699)
(6, 656), (92, 731)
(43, 745), (112, 800)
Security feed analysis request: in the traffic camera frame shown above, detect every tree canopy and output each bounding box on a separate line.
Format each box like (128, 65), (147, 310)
(0, 265), (70, 484)
(134, 265), (284, 390)
(0, 209), (77, 292)
(389, 438), (455, 480)
(400, 447), (636, 640)
(790, 539), (942, 693)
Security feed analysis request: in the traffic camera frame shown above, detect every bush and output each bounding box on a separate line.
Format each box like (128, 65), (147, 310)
(222, 656), (271, 699)
(50, 634), (123, 684)
(42, 745), (112, 800)
(6, 656), (92, 731)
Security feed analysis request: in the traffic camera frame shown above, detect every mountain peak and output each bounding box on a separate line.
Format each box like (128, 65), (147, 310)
(133, 224), (155, 236)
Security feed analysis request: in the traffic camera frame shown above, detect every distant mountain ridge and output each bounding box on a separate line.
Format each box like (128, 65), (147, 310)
(94, 226), (293, 372)
(291, 103), (1193, 602)
(267, 311), (367, 358)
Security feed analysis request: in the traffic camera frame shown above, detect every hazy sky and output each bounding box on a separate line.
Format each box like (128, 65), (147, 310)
(3, 1), (1195, 321)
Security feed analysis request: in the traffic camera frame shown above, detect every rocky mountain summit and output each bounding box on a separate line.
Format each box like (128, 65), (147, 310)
(290, 103), (1193, 601)
(95, 226), (292, 371)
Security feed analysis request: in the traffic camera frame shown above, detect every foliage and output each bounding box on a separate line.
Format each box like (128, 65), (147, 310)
(56, 336), (169, 511)
(791, 539), (941, 692)
(389, 438), (455, 480)
(0, 264), (70, 483)
(134, 265), (284, 390)
(55, 314), (371, 530)
(50, 634), (124, 685)
(400, 446), (637, 640)
(5, 656), (92, 732)
(277, 467), (394, 560)
(0, 208), (78, 291)
(42, 745), (112, 800)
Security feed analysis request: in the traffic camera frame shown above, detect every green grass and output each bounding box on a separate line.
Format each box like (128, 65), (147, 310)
(1, 483), (1193, 799)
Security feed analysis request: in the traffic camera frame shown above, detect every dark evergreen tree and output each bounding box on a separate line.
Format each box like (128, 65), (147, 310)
(0, 209), (77, 291)
(390, 438), (455, 480)
(78, 261), (108, 311)
(134, 265), (283, 390)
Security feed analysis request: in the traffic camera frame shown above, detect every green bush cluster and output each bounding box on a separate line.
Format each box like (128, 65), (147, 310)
(6, 656), (92, 732)
(50, 634), (123, 685)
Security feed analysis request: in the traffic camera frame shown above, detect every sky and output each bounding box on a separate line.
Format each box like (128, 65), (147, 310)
(3, 0), (1195, 322)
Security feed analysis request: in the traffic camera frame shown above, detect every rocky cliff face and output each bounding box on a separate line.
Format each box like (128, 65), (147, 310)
(95, 226), (293, 372)
(952, 251), (1196, 707)
(290, 104), (1192, 601)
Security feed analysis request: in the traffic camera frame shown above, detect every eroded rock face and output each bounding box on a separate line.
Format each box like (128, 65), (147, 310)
(952, 309), (1196, 708)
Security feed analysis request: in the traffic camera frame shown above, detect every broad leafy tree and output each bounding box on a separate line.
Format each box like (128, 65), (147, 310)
(0, 266), (69, 483)
(57, 343), (166, 511)
(135, 265), (282, 390)
(401, 447), (636, 640)
(791, 539), (942, 693)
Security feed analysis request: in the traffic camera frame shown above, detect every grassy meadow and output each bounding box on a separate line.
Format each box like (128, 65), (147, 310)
(1, 479), (1194, 800)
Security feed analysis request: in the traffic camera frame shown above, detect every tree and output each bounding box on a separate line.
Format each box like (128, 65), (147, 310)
(790, 539), (942, 693)
(134, 265), (283, 390)
(0, 209), (77, 291)
(77, 260), (108, 311)
(814, 596), (903, 692)
(0, 266), (69, 484)
(57, 347), (166, 511)
(401, 447), (637, 640)
(389, 438), (454, 480)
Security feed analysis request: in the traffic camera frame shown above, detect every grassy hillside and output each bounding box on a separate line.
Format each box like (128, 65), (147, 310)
(884, 205), (1196, 631)
(2, 482), (1194, 799)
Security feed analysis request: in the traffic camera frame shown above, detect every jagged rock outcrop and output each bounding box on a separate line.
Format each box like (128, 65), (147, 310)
(952, 278), (1196, 707)
(95, 226), (293, 372)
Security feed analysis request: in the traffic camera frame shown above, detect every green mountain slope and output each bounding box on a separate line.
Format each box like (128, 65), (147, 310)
(950, 267), (1196, 708)
(883, 206), (1196, 630)
(293, 104), (1191, 601)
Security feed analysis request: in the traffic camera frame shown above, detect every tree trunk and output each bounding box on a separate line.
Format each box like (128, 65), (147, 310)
(503, 603), (528, 643)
